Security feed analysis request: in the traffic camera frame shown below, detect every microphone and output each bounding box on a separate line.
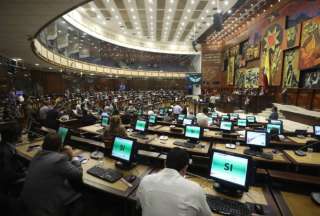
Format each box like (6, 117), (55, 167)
(294, 141), (320, 156)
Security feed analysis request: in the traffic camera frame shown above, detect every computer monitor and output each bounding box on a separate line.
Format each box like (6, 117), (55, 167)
(168, 108), (173, 113)
(209, 150), (252, 196)
(211, 112), (218, 119)
(183, 118), (193, 126)
(134, 119), (148, 133)
(148, 115), (157, 124)
(245, 130), (268, 153)
(185, 125), (202, 143)
(159, 108), (165, 115)
(266, 123), (282, 135)
(237, 119), (247, 127)
(57, 127), (69, 145)
(101, 117), (109, 127)
(247, 116), (256, 123)
(15, 90), (23, 97)
(269, 119), (282, 125)
(111, 136), (136, 169)
(178, 114), (186, 121)
(221, 115), (230, 121)
(220, 121), (233, 132)
(314, 125), (320, 137)
(230, 113), (239, 121)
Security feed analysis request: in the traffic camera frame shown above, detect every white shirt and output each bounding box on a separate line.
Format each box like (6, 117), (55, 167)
(196, 113), (209, 128)
(173, 105), (183, 115)
(136, 168), (211, 216)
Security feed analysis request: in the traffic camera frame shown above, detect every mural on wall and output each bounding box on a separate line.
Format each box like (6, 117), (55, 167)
(245, 43), (260, 61)
(284, 24), (301, 49)
(227, 56), (235, 85)
(300, 16), (320, 70)
(283, 49), (300, 88)
(260, 17), (285, 86)
(245, 68), (259, 88)
(235, 68), (246, 88)
(302, 70), (320, 88)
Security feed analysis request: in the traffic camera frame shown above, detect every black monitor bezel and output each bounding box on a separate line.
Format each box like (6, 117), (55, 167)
(184, 125), (203, 140)
(219, 120), (233, 132)
(111, 136), (137, 163)
(208, 149), (252, 192)
(134, 119), (148, 132)
(266, 123), (283, 135)
(245, 130), (269, 148)
(313, 125), (320, 137)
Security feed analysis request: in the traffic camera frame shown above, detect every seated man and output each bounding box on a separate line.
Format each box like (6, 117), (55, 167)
(137, 148), (211, 216)
(196, 107), (209, 128)
(21, 133), (83, 216)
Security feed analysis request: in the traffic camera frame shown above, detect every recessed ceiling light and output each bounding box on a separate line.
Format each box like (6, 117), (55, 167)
(228, 10), (232, 14)
(91, 7), (95, 11)
(111, 8), (115, 12)
(150, 8), (153, 12)
(184, 16), (187, 19)
(35, 63), (39, 66)
(134, 21), (138, 24)
(48, 67), (52, 70)
(148, 0), (153, 3)
(191, 0), (195, 5)
(217, 9), (222, 13)
(187, 9), (191, 13)
(118, 22), (122, 25)
(61, 20), (66, 24)
(201, 17), (204, 20)
(115, 15), (119, 19)
(130, 8), (134, 12)
(206, 22), (210, 26)
(224, 1), (229, 6)
(170, 0), (174, 4)
(169, 8), (172, 12)
(133, 15), (136, 19)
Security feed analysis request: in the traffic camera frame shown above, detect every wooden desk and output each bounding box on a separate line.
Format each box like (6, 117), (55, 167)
(213, 144), (290, 164)
(273, 190), (320, 216)
(79, 124), (103, 135)
(284, 150), (320, 167)
(286, 136), (317, 145)
(130, 169), (279, 216)
(15, 142), (152, 198)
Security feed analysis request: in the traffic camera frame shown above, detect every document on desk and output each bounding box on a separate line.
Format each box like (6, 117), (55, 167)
(237, 130), (246, 138)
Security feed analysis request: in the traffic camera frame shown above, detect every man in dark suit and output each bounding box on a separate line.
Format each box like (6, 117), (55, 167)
(21, 133), (83, 216)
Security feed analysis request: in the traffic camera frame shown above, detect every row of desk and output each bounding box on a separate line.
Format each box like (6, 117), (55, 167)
(16, 134), (320, 216)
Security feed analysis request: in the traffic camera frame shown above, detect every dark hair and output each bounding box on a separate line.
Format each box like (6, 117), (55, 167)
(42, 133), (62, 152)
(272, 106), (278, 112)
(166, 147), (189, 171)
(1, 123), (21, 144)
(203, 107), (208, 114)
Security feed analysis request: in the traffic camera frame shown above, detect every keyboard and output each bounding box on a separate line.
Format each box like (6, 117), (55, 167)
(206, 194), (251, 216)
(131, 133), (148, 140)
(173, 140), (195, 148)
(243, 149), (273, 160)
(87, 166), (123, 183)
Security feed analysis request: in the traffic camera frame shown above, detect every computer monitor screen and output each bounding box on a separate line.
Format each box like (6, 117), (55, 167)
(135, 120), (147, 132)
(245, 131), (267, 147)
(15, 90), (23, 97)
(208, 117), (213, 126)
(185, 125), (201, 139)
(247, 116), (256, 123)
(237, 119), (247, 127)
(111, 137), (134, 162)
(148, 115), (157, 124)
(168, 108), (173, 112)
(266, 124), (281, 135)
(101, 117), (109, 127)
(183, 118), (193, 126)
(222, 115), (230, 121)
(210, 151), (249, 188)
(159, 108), (164, 115)
(178, 114), (185, 121)
(230, 113), (239, 121)
(212, 113), (218, 119)
(58, 127), (69, 145)
(269, 119), (282, 125)
(220, 121), (232, 131)
(314, 125), (320, 136)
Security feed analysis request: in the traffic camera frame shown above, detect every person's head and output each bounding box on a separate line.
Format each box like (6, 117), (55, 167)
(42, 133), (62, 152)
(1, 123), (21, 144)
(110, 115), (122, 131)
(272, 106), (278, 113)
(165, 147), (190, 176)
(202, 107), (208, 114)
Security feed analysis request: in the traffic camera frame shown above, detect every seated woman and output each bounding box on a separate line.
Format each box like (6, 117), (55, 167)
(103, 115), (127, 149)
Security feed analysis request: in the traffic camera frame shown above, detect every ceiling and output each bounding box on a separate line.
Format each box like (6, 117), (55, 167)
(64, 0), (238, 54)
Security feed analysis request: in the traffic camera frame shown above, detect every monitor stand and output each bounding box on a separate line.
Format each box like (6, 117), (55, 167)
(213, 182), (244, 198)
(115, 161), (136, 170)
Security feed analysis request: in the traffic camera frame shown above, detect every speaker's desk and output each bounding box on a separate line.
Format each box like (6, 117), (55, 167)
(15, 141), (152, 198)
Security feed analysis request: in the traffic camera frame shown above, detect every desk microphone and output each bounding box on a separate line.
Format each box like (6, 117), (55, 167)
(294, 141), (320, 157)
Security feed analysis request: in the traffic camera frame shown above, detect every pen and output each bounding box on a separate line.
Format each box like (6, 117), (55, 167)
(120, 178), (133, 188)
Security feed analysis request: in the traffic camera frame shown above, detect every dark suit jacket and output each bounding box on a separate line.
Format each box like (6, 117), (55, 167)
(21, 150), (83, 216)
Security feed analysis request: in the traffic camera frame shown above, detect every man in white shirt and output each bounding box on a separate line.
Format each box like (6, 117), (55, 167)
(173, 104), (183, 115)
(136, 148), (211, 216)
(196, 107), (209, 128)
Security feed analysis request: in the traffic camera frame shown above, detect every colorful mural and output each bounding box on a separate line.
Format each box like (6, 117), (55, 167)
(260, 17), (285, 86)
(245, 68), (259, 88)
(283, 49), (300, 88)
(300, 16), (320, 70)
(235, 69), (246, 88)
(227, 56), (235, 85)
(284, 24), (301, 50)
(302, 70), (320, 88)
